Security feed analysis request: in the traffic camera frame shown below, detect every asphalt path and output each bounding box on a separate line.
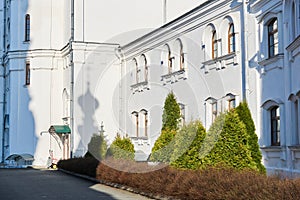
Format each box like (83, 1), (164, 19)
(0, 168), (151, 200)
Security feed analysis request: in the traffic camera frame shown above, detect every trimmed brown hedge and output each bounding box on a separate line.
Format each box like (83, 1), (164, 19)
(96, 160), (300, 200)
(57, 157), (99, 177)
(58, 158), (300, 199)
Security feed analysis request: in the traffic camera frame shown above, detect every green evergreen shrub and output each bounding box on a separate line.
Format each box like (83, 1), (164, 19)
(85, 132), (108, 160)
(107, 134), (135, 160)
(171, 120), (206, 169)
(201, 110), (257, 170)
(150, 128), (176, 162)
(236, 101), (266, 173)
(162, 92), (181, 131)
(150, 92), (181, 162)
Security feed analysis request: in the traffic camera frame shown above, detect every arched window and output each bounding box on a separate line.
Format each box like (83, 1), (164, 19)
(132, 111), (139, 137)
(268, 18), (278, 58)
(140, 54), (148, 82)
(174, 39), (184, 70)
(140, 109), (148, 137)
(161, 44), (172, 74)
(179, 103), (185, 126)
(25, 14), (30, 41)
(228, 23), (235, 53)
(212, 101), (218, 122)
(212, 30), (218, 59)
(270, 106), (280, 146)
(133, 58), (139, 84)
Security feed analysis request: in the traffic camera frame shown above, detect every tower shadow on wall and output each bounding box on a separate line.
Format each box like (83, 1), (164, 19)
(77, 82), (99, 156)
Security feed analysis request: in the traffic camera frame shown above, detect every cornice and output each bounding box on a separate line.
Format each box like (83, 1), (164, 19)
(286, 35), (300, 52)
(121, 0), (241, 60)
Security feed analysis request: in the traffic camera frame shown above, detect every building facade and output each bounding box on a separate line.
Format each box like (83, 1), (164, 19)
(0, 0), (299, 176)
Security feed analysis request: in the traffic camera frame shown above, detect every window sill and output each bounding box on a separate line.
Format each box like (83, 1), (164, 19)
(130, 136), (148, 140)
(288, 145), (300, 151)
(130, 136), (150, 146)
(258, 53), (284, 66)
(261, 146), (283, 151)
(161, 69), (187, 85)
(130, 81), (150, 93)
(261, 146), (286, 161)
(202, 52), (237, 73)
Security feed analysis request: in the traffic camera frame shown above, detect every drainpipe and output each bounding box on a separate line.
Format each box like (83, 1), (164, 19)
(163, 0), (167, 24)
(1, 0), (7, 163)
(240, 0), (247, 101)
(115, 46), (125, 136)
(69, 0), (75, 158)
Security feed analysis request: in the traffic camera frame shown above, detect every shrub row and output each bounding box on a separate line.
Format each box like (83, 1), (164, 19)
(96, 160), (300, 200)
(57, 157), (99, 177)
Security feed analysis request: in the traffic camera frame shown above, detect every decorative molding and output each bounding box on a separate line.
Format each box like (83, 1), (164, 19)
(121, 0), (241, 60)
(161, 69), (187, 85)
(261, 98), (284, 110)
(130, 81), (150, 94)
(261, 146), (286, 161)
(286, 35), (300, 62)
(130, 137), (150, 146)
(202, 52), (237, 72)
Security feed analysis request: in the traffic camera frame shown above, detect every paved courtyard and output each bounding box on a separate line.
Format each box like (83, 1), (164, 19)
(0, 168), (151, 200)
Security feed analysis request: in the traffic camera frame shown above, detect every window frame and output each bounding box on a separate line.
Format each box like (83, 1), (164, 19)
(133, 58), (139, 84)
(212, 30), (218, 59)
(228, 23), (235, 53)
(140, 109), (148, 137)
(25, 62), (30, 86)
(179, 103), (186, 126)
(267, 18), (278, 58)
(25, 14), (30, 42)
(212, 101), (218, 122)
(270, 106), (280, 146)
(132, 111), (139, 137)
(141, 54), (148, 82)
(228, 98), (236, 110)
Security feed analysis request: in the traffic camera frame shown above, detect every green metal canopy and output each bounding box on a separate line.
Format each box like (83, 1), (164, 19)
(49, 125), (71, 134)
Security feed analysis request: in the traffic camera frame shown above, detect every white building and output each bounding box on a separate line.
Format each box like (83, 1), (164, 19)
(0, 0), (299, 176)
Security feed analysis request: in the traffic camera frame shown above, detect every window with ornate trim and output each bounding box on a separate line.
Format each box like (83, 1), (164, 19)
(289, 94), (300, 144)
(294, 99), (299, 144)
(141, 54), (148, 82)
(212, 30), (218, 59)
(25, 14), (30, 42)
(228, 23), (235, 53)
(176, 39), (184, 70)
(140, 109), (148, 137)
(132, 111), (139, 137)
(212, 101), (218, 122)
(268, 18), (278, 58)
(291, 2), (297, 40)
(163, 44), (172, 73)
(270, 106), (280, 146)
(228, 98), (236, 110)
(179, 103), (185, 126)
(25, 62), (30, 85)
(133, 58), (139, 84)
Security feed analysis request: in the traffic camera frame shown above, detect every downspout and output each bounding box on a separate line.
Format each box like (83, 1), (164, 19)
(1, 0), (7, 163)
(69, 0), (75, 158)
(115, 46), (125, 136)
(240, 0), (247, 101)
